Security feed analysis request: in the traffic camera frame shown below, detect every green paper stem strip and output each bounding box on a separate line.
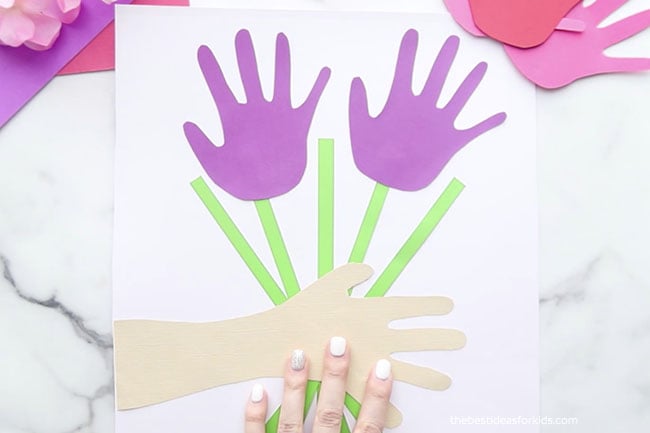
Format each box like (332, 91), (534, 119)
(365, 178), (465, 298)
(344, 393), (362, 418)
(304, 380), (321, 418)
(318, 138), (335, 277)
(341, 416), (352, 433)
(349, 183), (389, 263)
(265, 408), (280, 433)
(255, 199), (301, 298)
(191, 177), (287, 306)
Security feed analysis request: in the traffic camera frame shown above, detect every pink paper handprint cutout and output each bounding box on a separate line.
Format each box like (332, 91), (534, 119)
(349, 30), (506, 191)
(184, 30), (331, 200)
(505, 0), (650, 88)
(445, 0), (650, 88)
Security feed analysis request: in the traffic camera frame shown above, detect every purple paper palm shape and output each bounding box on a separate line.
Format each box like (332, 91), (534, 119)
(349, 29), (506, 191)
(184, 29), (331, 200)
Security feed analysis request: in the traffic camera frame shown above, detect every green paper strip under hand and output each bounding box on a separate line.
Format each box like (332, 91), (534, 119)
(366, 178), (465, 298)
(349, 182), (389, 263)
(318, 138), (335, 277)
(265, 408), (280, 433)
(255, 199), (301, 298)
(191, 177), (287, 306)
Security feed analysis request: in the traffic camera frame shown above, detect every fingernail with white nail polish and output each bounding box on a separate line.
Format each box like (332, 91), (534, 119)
(330, 336), (346, 357)
(375, 359), (391, 380)
(291, 349), (305, 371)
(251, 383), (264, 403)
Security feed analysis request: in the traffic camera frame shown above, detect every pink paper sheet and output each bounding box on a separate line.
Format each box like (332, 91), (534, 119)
(0, 0), (133, 128)
(58, 0), (189, 75)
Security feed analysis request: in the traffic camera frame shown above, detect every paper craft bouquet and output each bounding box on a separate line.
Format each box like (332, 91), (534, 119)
(115, 28), (507, 432)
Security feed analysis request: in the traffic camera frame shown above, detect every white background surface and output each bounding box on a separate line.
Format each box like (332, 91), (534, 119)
(1, 1), (649, 433)
(113, 6), (537, 433)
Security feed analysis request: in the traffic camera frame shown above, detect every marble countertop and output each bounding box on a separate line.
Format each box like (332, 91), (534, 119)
(1, 2), (650, 432)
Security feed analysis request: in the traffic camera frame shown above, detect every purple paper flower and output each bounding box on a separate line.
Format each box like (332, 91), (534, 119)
(349, 29), (506, 191)
(184, 29), (331, 200)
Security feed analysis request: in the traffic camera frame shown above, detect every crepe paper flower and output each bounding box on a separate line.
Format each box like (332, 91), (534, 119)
(348, 30), (505, 273)
(186, 30), (331, 304)
(445, 0), (650, 89)
(0, 0), (81, 50)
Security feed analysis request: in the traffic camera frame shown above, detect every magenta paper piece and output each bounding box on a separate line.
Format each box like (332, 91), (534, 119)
(505, 0), (650, 89)
(349, 30), (506, 191)
(184, 29), (330, 201)
(444, 0), (585, 37)
(0, 0), (132, 128)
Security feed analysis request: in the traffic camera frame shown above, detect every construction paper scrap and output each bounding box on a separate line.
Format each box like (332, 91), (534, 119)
(504, 0), (650, 89)
(114, 264), (465, 429)
(468, 0), (581, 48)
(444, 0), (585, 36)
(0, 0), (132, 128)
(318, 138), (335, 277)
(58, 0), (188, 75)
(183, 30), (330, 200)
(190, 177), (286, 306)
(349, 29), (506, 192)
(555, 17), (586, 32)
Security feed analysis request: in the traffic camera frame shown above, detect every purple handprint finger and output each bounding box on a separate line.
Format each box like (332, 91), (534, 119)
(273, 33), (291, 104)
(183, 121), (224, 166)
(235, 29), (264, 101)
(601, 10), (650, 48)
(198, 45), (238, 118)
(390, 29), (419, 96)
(460, 111), (507, 144)
(443, 62), (487, 118)
(421, 36), (459, 102)
(349, 77), (371, 123)
(297, 66), (331, 117)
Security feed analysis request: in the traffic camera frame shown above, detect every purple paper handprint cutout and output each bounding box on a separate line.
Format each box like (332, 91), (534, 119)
(505, 0), (650, 88)
(349, 30), (506, 191)
(184, 29), (331, 200)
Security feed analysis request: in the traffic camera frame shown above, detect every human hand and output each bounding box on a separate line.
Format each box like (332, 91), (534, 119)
(183, 29), (331, 200)
(349, 29), (506, 191)
(245, 341), (394, 433)
(504, 0), (650, 88)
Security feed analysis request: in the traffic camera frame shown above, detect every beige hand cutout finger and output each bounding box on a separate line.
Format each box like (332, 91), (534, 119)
(114, 263), (465, 428)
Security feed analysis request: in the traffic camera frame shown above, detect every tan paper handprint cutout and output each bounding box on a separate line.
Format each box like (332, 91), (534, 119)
(113, 264), (466, 427)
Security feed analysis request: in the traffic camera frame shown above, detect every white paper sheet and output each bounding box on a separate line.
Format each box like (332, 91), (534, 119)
(114, 6), (538, 432)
